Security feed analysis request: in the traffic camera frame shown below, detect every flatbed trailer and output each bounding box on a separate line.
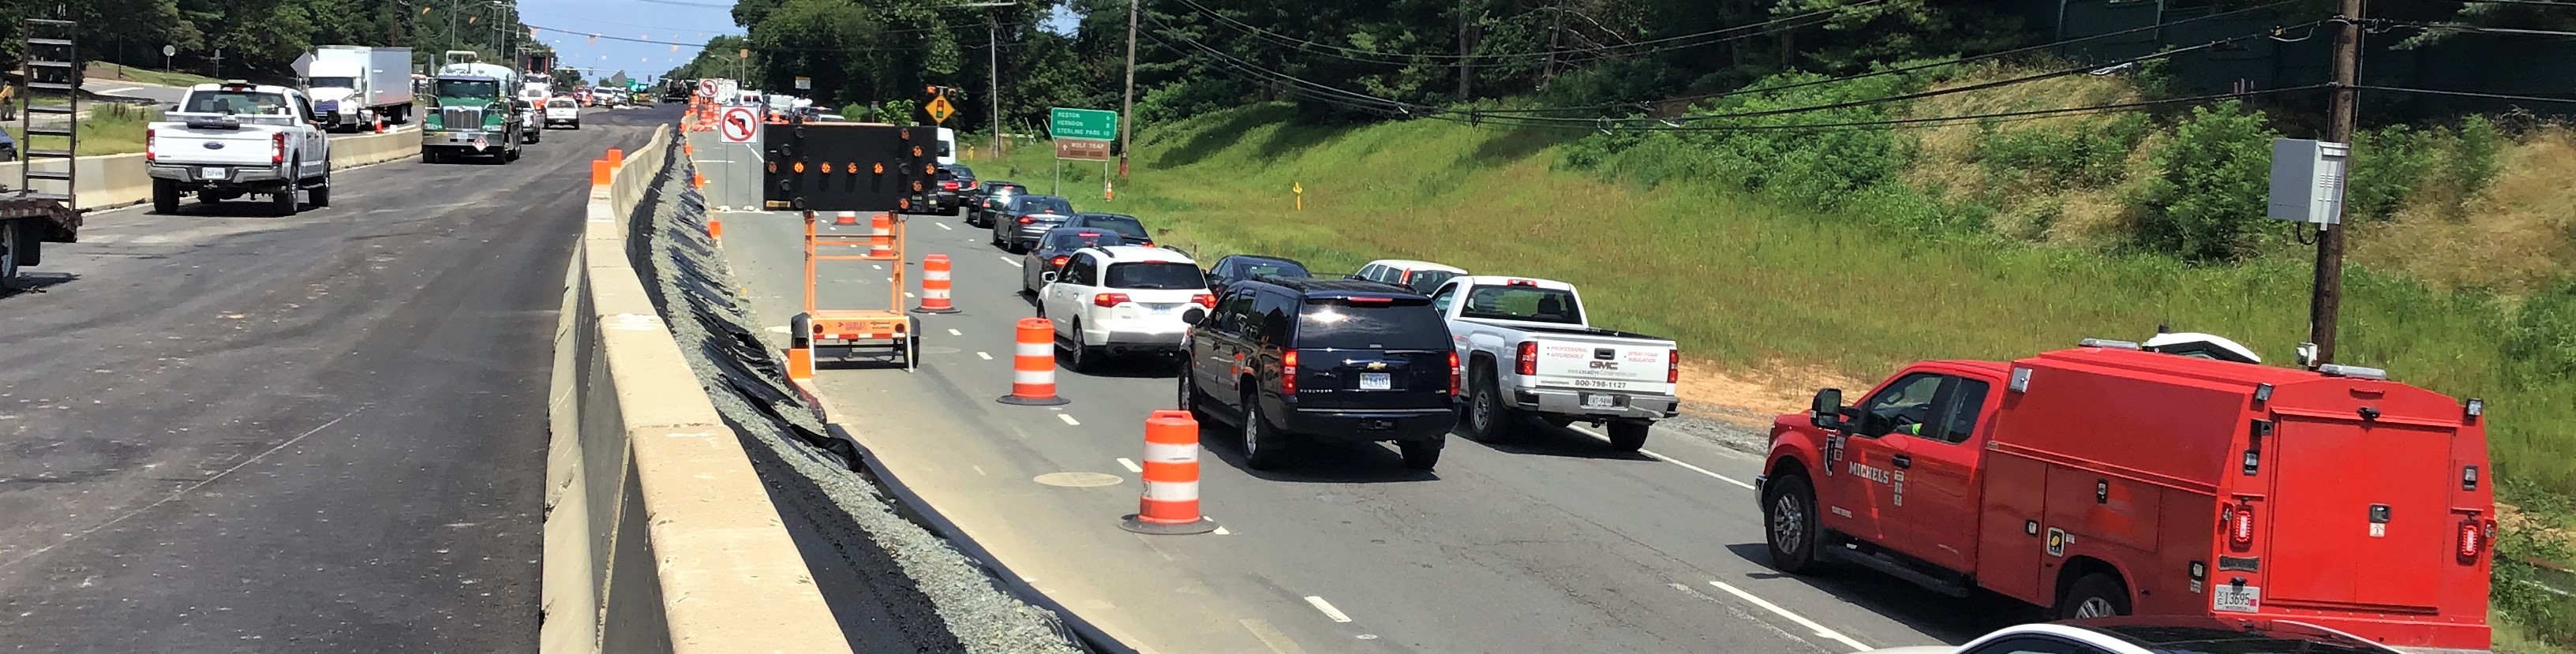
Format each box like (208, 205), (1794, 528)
(0, 192), (80, 289)
(788, 210), (920, 370)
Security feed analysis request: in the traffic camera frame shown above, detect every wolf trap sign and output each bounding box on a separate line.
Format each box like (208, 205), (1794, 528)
(762, 121), (941, 214)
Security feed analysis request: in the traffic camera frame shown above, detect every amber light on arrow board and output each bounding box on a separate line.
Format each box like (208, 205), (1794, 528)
(793, 162), (806, 174)
(872, 163), (884, 174)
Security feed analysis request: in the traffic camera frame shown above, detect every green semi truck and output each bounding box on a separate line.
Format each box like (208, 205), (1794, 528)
(420, 52), (526, 164)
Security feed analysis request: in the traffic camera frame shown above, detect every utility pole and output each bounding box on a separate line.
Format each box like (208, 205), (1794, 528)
(989, 13), (1002, 157)
(2308, 0), (2363, 364)
(1119, 0), (1138, 176)
(1457, 0), (1471, 100)
(1542, 1), (1561, 82)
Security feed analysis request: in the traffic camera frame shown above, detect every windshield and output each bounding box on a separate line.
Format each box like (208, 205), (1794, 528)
(307, 77), (358, 89)
(433, 79), (501, 100)
(1043, 231), (1126, 250)
(1407, 270), (1462, 294)
(1458, 286), (1582, 325)
(1298, 300), (1449, 349)
(1017, 196), (1073, 215)
(1076, 215), (1147, 240)
(1104, 262), (1207, 290)
(990, 184), (1025, 196)
(1234, 260), (1309, 279)
(182, 90), (293, 115)
(946, 165), (975, 179)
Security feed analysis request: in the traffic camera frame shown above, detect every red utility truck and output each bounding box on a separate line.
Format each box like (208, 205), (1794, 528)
(1757, 338), (2493, 652)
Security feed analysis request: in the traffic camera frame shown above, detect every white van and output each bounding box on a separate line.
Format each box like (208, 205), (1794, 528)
(935, 126), (957, 165)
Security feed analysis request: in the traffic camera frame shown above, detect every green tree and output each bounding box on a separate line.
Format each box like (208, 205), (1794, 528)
(2132, 101), (2280, 262)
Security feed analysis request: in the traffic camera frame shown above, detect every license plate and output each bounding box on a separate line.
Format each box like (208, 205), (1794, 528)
(1360, 372), (1391, 390)
(2211, 585), (2260, 613)
(1583, 394), (1622, 409)
(200, 166), (227, 180)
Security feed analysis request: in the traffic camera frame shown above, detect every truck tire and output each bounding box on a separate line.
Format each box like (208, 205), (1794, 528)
(309, 174), (331, 208)
(152, 178), (180, 214)
(0, 219), (22, 290)
(2057, 573), (2131, 619)
(1607, 420), (1650, 451)
(1399, 435), (1443, 470)
(1241, 388), (1283, 470)
(1464, 367), (1517, 443)
(272, 176), (300, 216)
(1764, 473), (1827, 574)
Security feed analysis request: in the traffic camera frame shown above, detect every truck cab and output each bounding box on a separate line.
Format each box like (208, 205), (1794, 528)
(420, 73), (522, 164)
(1758, 338), (2494, 651)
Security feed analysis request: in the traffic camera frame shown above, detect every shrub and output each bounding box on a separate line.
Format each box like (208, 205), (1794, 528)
(2131, 101), (2278, 261)
(1974, 113), (2151, 189)
(2345, 124), (2440, 221)
(2505, 276), (2576, 387)
(2432, 115), (2506, 217)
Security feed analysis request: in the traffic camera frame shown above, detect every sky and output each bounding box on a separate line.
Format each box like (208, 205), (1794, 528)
(518, 0), (1080, 84)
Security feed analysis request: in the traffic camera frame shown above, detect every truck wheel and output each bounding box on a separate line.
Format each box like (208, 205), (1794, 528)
(0, 220), (21, 290)
(272, 178), (300, 216)
(1399, 435), (1443, 470)
(1241, 389), (1283, 470)
(309, 175), (331, 208)
(1764, 473), (1827, 574)
(1607, 420), (1650, 451)
(2057, 574), (2131, 619)
(1465, 368), (1517, 443)
(152, 178), (180, 214)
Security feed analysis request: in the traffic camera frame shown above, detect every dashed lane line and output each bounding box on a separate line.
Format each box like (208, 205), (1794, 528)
(976, 351), (992, 360)
(1117, 458), (1143, 473)
(1302, 596), (1353, 623)
(937, 222), (953, 230)
(1058, 413), (1081, 426)
(948, 328), (962, 336)
(1709, 581), (1869, 651)
(1569, 425), (1757, 490)
(1001, 257), (1022, 267)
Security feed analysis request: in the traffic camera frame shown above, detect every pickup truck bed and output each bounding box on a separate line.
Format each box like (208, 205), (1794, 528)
(1437, 275), (1679, 450)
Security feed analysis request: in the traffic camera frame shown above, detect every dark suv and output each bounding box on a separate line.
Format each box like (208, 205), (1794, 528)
(930, 164), (977, 215)
(1178, 278), (1459, 471)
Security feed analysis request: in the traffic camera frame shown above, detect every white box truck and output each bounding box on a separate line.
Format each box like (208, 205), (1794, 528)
(305, 45), (415, 132)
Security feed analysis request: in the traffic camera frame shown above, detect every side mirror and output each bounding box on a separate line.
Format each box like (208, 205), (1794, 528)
(1181, 308), (1208, 325)
(1040, 271), (1058, 283)
(1810, 388), (1845, 430)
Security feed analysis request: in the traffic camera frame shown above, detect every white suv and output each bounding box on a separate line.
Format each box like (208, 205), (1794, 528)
(544, 97), (581, 129)
(1038, 245), (1215, 371)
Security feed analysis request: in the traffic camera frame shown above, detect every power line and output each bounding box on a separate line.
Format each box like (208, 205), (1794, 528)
(1163, 0), (1891, 63)
(527, 23), (1034, 52)
(2431, 0), (2576, 7)
(2355, 84), (2576, 103)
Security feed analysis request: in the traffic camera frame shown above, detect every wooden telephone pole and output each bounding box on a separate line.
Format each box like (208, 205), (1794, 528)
(1120, 0), (1138, 176)
(2308, 0), (2363, 364)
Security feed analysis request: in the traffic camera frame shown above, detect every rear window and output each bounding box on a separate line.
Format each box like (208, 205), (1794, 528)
(1019, 197), (1073, 215)
(1237, 260), (1309, 279)
(1044, 231), (1125, 250)
(945, 165), (975, 179)
(1103, 262), (1205, 290)
(1297, 299), (1450, 350)
(184, 90), (294, 115)
(1406, 270), (1462, 294)
(1458, 286), (1582, 325)
(548, 99), (577, 108)
(1078, 216), (1147, 239)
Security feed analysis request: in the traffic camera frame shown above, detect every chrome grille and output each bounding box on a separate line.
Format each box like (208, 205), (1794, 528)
(440, 107), (485, 128)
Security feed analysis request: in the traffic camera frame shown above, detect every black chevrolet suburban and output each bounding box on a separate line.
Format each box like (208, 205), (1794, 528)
(1178, 277), (1459, 470)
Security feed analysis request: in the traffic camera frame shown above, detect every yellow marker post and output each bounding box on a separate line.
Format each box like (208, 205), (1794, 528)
(1293, 182), (1304, 211)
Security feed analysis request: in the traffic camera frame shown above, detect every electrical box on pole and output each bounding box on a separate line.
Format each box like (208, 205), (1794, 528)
(2268, 138), (2351, 225)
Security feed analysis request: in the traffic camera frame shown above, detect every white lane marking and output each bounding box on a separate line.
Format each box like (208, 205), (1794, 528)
(1214, 525), (1231, 535)
(937, 222), (953, 230)
(1709, 581), (1869, 651)
(1117, 458), (1143, 473)
(1302, 596), (1353, 623)
(947, 328), (963, 336)
(1001, 257), (1022, 267)
(1238, 618), (1307, 654)
(976, 351), (993, 360)
(872, 264), (884, 271)
(1570, 425), (1756, 490)
(1057, 414), (1081, 426)
(972, 465), (987, 476)
(99, 86), (140, 95)
(1, 408), (365, 571)
(904, 292), (915, 298)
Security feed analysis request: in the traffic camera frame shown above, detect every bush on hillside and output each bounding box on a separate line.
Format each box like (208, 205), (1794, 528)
(1136, 77), (1256, 127)
(2346, 124), (2442, 221)
(1974, 112), (2151, 189)
(2434, 115), (2507, 217)
(2506, 277), (2576, 387)
(1561, 69), (1922, 219)
(2131, 101), (2278, 261)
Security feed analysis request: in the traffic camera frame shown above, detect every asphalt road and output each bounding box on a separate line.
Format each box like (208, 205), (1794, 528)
(696, 138), (2040, 653)
(0, 107), (654, 651)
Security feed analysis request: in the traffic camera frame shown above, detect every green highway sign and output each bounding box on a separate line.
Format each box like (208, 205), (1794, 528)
(1049, 107), (1118, 141)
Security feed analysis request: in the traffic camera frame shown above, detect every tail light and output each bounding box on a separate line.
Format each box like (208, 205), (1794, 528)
(144, 129), (157, 162)
(1668, 349), (1681, 383)
(1193, 293), (1217, 308)
(271, 132), (288, 164)
(1282, 349), (1300, 394)
(942, 180), (960, 190)
(1050, 255), (1069, 268)
(2225, 503), (2256, 550)
(2460, 517), (2493, 562)
(1092, 293), (1130, 308)
(1018, 216), (1035, 225)
(1516, 341), (1537, 376)
(1449, 351), (1462, 396)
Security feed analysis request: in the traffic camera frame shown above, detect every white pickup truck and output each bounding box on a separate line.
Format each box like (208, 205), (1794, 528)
(145, 83), (333, 216)
(1430, 276), (1679, 450)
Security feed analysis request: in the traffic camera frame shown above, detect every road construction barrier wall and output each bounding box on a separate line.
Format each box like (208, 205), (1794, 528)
(0, 129), (420, 211)
(542, 124), (851, 654)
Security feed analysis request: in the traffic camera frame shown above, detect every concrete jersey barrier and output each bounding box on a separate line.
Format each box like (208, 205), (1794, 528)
(541, 125), (853, 654)
(0, 129), (418, 211)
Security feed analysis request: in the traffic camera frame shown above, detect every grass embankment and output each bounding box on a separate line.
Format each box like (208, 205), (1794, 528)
(973, 90), (2576, 649)
(3, 103), (160, 157)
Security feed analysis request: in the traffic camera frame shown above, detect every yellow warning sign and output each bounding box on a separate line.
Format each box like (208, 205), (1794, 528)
(927, 96), (956, 125)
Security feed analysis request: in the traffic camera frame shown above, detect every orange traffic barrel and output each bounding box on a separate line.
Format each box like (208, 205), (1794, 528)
(997, 317), (1067, 405)
(1121, 410), (1219, 535)
(835, 211), (859, 226)
(590, 159), (610, 188)
(912, 254), (957, 314)
(870, 213), (893, 256)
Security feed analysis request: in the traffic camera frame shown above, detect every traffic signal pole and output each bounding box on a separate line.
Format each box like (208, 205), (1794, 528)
(2309, 0), (2362, 364)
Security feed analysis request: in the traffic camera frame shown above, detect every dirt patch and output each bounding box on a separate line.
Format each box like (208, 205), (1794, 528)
(1673, 360), (1864, 428)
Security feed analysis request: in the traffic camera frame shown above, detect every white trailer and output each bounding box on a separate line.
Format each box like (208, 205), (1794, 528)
(305, 45), (415, 132)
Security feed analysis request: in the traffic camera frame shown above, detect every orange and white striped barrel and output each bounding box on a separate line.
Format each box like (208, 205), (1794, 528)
(1121, 410), (1219, 535)
(996, 317), (1067, 405)
(834, 210), (858, 226)
(912, 254), (958, 313)
(870, 212), (894, 256)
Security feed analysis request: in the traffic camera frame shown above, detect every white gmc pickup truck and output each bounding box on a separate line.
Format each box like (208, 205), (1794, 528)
(145, 83), (333, 216)
(1431, 275), (1680, 450)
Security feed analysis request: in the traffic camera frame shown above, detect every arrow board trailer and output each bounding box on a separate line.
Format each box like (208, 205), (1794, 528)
(766, 121), (945, 371)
